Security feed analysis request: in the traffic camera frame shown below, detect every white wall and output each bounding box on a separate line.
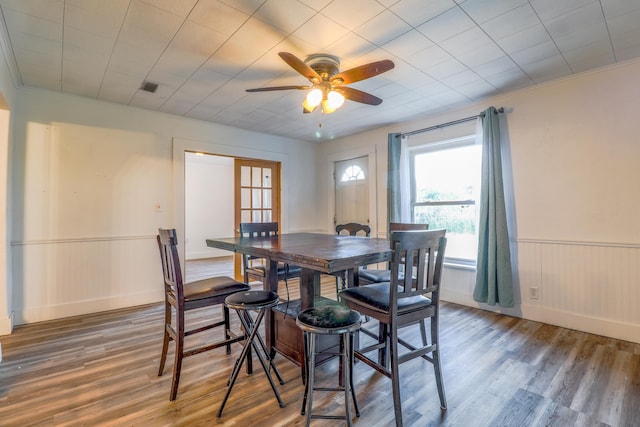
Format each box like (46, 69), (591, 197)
(0, 36), (16, 335)
(316, 59), (640, 344)
(10, 87), (317, 325)
(185, 153), (234, 259)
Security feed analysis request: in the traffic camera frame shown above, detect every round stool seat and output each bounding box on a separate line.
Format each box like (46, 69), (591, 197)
(297, 305), (361, 335)
(225, 290), (279, 310)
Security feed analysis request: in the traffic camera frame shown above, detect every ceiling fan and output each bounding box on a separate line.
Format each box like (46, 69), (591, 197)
(246, 52), (394, 114)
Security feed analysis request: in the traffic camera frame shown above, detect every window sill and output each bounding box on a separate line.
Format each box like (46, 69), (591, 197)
(443, 260), (476, 271)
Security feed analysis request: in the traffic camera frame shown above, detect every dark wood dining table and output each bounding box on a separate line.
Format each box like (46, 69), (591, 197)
(206, 232), (391, 368)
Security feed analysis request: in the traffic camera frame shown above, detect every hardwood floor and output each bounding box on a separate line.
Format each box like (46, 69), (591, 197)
(0, 258), (638, 426)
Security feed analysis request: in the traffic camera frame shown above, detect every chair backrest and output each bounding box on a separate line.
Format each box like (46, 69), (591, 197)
(239, 222), (279, 269)
(336, 222), (371, 236)
(157, 228), (184, 305)
(240, 221), (279, 237)
(389, 222), (428, 232)
(388, 229), (447, 311)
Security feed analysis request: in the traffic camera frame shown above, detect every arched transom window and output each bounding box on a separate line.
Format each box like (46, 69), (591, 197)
(340, 165), (365, 182)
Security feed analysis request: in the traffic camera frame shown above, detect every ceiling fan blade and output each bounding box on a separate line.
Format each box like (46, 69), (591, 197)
(246, 85), (310, 92)
(330, 59), (394, 85)
(278, 52), (321, 83)
(337, 87), (383, 105)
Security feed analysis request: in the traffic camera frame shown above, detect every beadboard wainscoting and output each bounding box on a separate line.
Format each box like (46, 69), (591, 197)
(441, 239), (640, 344)
(11, 235), (163, 324)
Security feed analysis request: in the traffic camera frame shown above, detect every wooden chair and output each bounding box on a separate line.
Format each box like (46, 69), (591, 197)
(357, 222), (428, 285)
(239, 222), (301, 286)
(334, 222), (371, 293)
(156, 228), (250, 401)
(339, 229), (447, 427)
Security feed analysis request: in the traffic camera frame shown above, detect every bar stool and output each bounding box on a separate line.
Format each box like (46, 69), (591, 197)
(296, 304), (362, 427)
(218, 290), (285, 417)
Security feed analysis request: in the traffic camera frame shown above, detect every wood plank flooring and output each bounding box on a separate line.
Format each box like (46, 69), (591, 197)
(0, 258), (638, 426)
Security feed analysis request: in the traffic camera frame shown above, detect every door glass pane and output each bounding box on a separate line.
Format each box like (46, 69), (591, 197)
(241, 166), (250, 187)
(252, 189), (261, 208)
(263, 189), (271, 208)
(263, 210), (272, 222)
(241, 210), (251, 223)
(263, 168), (272, 188)
(241, 188), (251, 209)
(252, 210), (262, 222)
(252, 167), (262, 187)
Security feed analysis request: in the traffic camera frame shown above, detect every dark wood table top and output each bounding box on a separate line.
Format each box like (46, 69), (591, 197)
(206, 232), (391, 274)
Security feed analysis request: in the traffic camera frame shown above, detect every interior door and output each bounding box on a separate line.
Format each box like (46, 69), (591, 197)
(234, 158), (281, 279)
(334, 156), (369, 228)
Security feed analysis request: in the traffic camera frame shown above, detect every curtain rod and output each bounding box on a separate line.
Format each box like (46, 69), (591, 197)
(400, 107), (504, 137)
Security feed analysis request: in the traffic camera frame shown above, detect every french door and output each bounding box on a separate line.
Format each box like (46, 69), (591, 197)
(233, 158), (281, 278)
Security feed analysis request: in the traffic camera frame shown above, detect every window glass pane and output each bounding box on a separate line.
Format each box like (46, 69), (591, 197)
(414, 205), (478, 260)
(241, 210), (251, 223)
(252, 210), (262, 222)
(412, 140), (480, 261)
(263, 168), (272, 188)
(252, 167), (262, 187)
(263, 210), (272, 222)
(263, 189), (271, 208)
(341, 165), (365, 182)
(241, 188), (251, 209)
(241, 166), (250, 187)
(252, 188), (261, 208)
(414, 145), (481, 202)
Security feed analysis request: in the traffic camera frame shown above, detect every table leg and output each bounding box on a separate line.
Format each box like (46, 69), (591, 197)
(264, 259), (278, 358)
(299, 268), (320, 309)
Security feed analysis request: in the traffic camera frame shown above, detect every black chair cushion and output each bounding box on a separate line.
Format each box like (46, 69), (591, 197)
(358, 269), (409, 284)
(297, 305), (361, 334)
(246, 263), (302, 278)
(184, 276), (250, 302)
(339, 282), (432, 315)
(298, 305), (361, 329)
(225, 290), (279, 310)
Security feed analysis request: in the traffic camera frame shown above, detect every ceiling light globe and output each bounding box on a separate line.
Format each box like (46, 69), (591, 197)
(306, 88), (323, 107)
(327, 90), (345, 109)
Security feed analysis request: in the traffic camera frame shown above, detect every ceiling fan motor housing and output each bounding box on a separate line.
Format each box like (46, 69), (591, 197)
(305, 54), (340, 79)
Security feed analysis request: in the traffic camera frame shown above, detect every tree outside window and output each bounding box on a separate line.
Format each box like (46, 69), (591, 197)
(411, 137), (481, 262)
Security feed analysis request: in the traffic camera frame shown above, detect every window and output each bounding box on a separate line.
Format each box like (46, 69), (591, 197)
(341, 165), (365, 182)
(410, 136), (481, 263)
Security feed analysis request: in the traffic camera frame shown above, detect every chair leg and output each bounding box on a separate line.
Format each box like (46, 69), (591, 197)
(158, 302), (170, 376)
(170, 329), (184, 401)
(431, 316), (447, 410)
(389, 324), (403, 427)
(223, 305), (232, 355)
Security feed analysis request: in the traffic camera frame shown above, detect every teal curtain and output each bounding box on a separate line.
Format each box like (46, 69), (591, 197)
(473, 107), (514, 307)
(387, 132), (402, 224)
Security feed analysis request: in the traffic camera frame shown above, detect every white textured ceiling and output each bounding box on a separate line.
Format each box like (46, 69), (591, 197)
(1, 0), (639, 142)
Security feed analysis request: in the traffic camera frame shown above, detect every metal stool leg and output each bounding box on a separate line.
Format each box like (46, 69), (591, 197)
(305, 332), (316, 427)
(218, 307), (284, 417)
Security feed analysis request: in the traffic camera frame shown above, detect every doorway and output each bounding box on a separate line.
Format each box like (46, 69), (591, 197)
(184, 152), (281, 281)
(334, 156), (369, 228)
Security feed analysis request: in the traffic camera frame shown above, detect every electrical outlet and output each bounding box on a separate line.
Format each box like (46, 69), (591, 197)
(529, 286), (539, 300)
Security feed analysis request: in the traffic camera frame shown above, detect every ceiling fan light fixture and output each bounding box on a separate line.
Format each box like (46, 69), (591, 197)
(302, 98), (317, 113)
(327, 90), (344, 109)
(306, 88), (323, 108)
(321, 99), (337, 114)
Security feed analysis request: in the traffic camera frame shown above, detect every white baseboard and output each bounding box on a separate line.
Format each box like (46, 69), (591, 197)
(442, 288), (640, 344)
(15, 291), (162, 325)
(0, 311), (13, 335)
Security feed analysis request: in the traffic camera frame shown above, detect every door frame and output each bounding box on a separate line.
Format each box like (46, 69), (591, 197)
(326, 147), (378, 238)
(172, 137), (290, 273)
